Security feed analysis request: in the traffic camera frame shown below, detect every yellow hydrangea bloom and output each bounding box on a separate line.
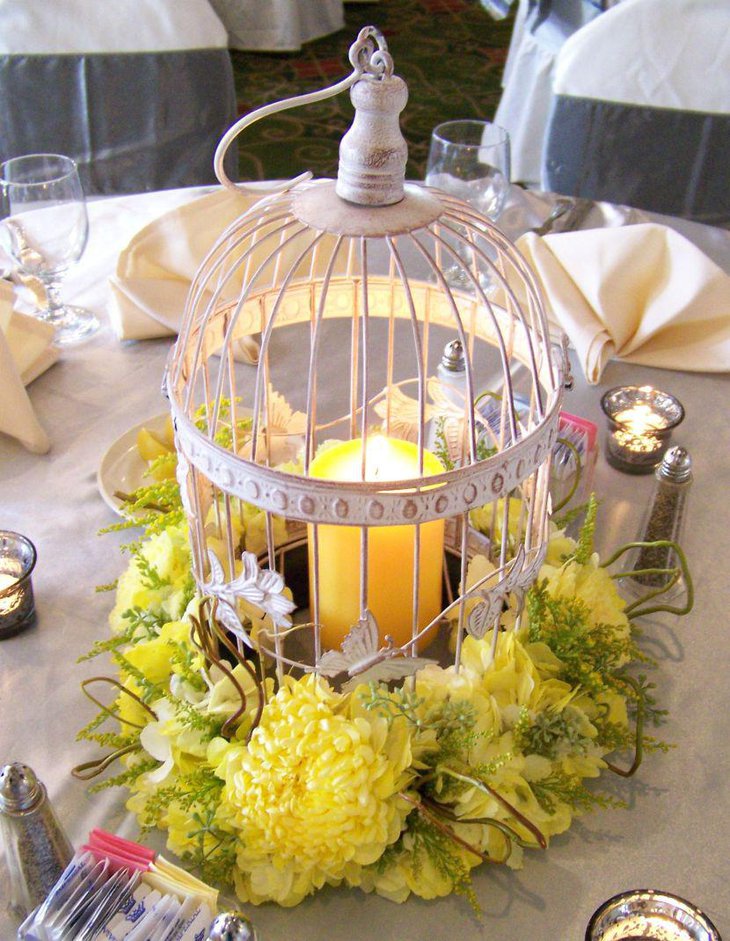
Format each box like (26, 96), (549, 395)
(540, 554), (629, 640)
(110, 523), (192, 634)
(116, 620), (196, 729)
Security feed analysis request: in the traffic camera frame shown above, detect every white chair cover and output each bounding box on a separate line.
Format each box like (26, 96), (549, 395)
(493, 0), (607, 184)
(0, 0), (229, 54)
(543, 0), (730, 223)
(0, 0), (237, 194)
(208, 0), (344, 52)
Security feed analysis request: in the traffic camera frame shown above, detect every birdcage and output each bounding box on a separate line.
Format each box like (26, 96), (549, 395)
(165, 27), (566, 684)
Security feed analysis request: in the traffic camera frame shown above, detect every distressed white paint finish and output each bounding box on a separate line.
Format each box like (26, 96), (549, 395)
(336, 73), (409, 207)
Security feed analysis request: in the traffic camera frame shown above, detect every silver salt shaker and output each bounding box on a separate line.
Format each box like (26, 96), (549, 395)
(0, 762), (73, 919)
(207, 912), (259, 941)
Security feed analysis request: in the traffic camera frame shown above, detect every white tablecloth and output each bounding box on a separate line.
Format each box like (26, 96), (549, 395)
(207, 0), (344, 51)
(1, 187), (729, 939)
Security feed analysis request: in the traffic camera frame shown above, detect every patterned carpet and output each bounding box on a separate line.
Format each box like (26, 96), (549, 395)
(229, 0), (513, 183)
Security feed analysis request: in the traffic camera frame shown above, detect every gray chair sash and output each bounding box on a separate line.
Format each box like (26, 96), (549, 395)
(0, 49), (237, 194)
(543, 94), (730, 224)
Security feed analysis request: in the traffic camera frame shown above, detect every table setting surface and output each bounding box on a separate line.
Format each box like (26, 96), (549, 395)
(1, 184), (729, 940)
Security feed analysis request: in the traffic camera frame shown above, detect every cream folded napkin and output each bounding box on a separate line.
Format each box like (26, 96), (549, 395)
(0, 279), (58, 453)
(109, 188), (264, 350)
(517, 223), (730, 383)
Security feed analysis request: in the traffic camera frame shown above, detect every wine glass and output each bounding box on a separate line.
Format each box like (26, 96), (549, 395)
(425, 120), (511, 291)
(426, 120), (511, 222)
(0, 153), (99, 345)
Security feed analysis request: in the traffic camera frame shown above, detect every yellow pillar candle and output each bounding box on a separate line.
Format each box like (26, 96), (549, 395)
(308, 435), (445, 652)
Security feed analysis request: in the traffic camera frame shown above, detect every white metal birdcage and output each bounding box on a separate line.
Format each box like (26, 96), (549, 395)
(166, 27), (565, 684)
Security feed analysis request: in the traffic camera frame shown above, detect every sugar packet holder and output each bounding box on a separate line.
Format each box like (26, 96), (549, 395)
(18, 829), (218, 941)
(552, 411), (598, 512)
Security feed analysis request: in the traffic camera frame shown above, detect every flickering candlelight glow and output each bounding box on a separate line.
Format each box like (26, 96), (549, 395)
(600, 386), (684, 474)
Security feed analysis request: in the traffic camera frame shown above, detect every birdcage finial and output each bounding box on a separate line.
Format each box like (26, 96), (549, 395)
(336, 28), (409, 207)
(213, 25), (408, 204)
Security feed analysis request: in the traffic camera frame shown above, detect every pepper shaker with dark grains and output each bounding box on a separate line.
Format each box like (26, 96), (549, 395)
(631, 445), (692, 594)
(0, 762), (73, 919)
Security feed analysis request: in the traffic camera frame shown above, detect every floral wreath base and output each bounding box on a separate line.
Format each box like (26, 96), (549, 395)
(77, 437), (692, 910)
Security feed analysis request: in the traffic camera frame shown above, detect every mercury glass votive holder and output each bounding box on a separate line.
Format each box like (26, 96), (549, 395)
(586, 889), (721, 941)
(0, 531), (37, 639)
(600, 386), (685, 474)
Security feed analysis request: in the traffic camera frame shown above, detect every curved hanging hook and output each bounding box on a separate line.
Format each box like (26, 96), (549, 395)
(214, 26), (393, 197)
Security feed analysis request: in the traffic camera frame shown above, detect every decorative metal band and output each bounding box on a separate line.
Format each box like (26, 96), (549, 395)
(171, 392), (562, 526)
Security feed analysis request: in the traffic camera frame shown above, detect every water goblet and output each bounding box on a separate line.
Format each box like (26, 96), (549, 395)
(425, 120), (511, 291)
(426, 120), (511, 220)
(0, 153), (99, 345)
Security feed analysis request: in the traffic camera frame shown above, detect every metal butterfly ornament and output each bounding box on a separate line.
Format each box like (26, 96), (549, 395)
(317, 610), (435, 692)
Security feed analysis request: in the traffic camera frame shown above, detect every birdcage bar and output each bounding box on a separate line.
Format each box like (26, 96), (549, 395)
(300, 236), (347, 471)
(435, 206), (554, 370)
(233, 226), (321, 453)
(427, 222), (545, 426)
(348, 242), (360, 441)
(438, 194), (555, 342)
(359, 526), (369, 639)
(359, 237), (371, 463)
(452, 506), (472, 668)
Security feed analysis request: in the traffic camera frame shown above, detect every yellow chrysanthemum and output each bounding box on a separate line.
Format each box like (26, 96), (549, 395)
(212, 675), (411, 906)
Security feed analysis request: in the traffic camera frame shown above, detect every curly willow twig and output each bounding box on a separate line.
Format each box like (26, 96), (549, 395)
(79, 675), (157, 728)
(604, 672), (645, 778)
(438, 766), (548, 849)
(601, 540), (694, 619)
(72, 744), (140, 780)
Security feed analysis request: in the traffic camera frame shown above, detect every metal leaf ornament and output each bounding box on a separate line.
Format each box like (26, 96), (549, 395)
(512, 543), (547, 591)
(318, 610), (434, 691)
(466, 545), (527, 638)
(373, 385), (434, 442)
(204, 548), (296, 646)
(467, 591), (505, 639)
(505, 543), (547, 615)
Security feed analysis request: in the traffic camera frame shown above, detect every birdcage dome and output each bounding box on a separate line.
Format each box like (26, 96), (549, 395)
(166, 27), (565, 677)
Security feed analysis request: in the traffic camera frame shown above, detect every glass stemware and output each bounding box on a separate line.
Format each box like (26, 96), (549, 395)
(425, 120), (511, 292)
(426, 119), (511, 222)
(0, 153), (99, 345)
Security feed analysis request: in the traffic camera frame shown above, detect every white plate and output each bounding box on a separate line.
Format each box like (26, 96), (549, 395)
(97, 413), (171, 516)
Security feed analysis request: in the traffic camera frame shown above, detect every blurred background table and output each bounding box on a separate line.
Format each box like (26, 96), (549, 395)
(208, 0), (344, 52)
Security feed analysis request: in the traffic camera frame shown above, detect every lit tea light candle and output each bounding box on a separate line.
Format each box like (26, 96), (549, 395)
(0, 531), (37, 639)
(586, 890), (720, 941)
(600, 386), (685, 474)
(0, 573), (20, 613)
(308, 436), (445, 651)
